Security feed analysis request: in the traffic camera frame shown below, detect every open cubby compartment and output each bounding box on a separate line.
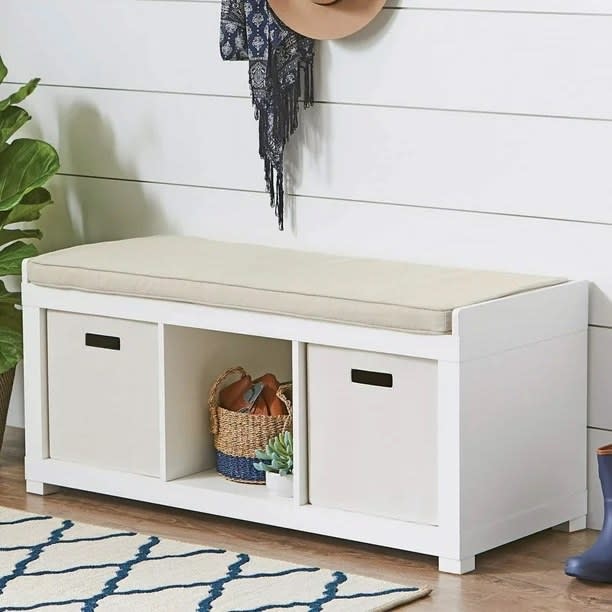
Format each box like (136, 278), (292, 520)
(159, 324), (305, 502)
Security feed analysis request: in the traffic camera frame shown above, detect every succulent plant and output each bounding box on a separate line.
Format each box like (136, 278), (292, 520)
(254, 431), (293, 476)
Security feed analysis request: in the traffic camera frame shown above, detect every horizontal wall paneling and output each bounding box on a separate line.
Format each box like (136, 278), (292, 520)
(3, 1), (612, 119)
(173, 0), (612, 15)
(6, 84), (612, 226)
(393, 1), (612, 13)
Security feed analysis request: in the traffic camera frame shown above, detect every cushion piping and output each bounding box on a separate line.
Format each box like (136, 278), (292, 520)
(28, 261), (458, 313)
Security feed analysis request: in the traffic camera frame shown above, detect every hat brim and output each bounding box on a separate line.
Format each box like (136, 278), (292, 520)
(268, 0), (387, 41)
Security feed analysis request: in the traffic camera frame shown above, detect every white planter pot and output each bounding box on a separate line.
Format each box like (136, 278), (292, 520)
(265, 472), (293, 498)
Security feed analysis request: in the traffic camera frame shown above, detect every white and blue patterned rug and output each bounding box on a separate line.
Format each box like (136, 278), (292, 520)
(0, 507), (431, 611)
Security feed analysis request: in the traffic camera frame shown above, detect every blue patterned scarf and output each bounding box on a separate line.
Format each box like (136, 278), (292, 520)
(220, 0), (315, 230)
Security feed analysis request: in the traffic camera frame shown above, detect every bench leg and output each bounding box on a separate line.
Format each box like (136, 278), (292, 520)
(438, 556), (476, 574)
(553, 516), (587, 533)
(26, 481), (60, 496)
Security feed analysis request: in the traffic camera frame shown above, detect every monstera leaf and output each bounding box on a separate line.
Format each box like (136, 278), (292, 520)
(0, 56), (58, 374)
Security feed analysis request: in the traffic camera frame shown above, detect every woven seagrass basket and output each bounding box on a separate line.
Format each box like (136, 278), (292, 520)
(208, 366), (292, 484)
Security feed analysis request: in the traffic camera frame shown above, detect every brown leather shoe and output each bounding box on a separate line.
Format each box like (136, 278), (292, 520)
(254, 373), (287, 416)
(219, 372), (288, 416)
(219, 374), (254, 412)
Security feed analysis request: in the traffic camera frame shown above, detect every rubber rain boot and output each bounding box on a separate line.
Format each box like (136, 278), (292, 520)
(565, 444), (612, 582)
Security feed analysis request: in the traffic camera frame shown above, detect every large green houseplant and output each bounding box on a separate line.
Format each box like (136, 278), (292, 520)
(0, 56), (59, 447)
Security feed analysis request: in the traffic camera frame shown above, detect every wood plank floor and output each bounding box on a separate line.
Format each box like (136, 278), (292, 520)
(1, 427), (609, 611)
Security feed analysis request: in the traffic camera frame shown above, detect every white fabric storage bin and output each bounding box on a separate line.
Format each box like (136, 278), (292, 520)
(307, 344), (438, 525)
(47, 311), (160, 477)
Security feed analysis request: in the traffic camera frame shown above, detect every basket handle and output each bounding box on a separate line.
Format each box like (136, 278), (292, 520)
(208, 366), (248, 435)
(277, 383), (293, 433)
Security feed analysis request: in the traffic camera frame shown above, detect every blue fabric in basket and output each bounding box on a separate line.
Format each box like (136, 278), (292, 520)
(216, 450), (265, 483)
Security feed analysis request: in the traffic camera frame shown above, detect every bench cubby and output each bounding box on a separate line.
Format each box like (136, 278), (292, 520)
(161, 324), (292, 482)
(22, 237), (589, 574)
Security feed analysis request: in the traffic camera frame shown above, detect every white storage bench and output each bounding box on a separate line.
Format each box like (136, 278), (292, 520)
(22, 236), (589, 574)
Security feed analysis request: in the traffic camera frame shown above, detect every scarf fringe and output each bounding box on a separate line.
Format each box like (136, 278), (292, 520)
(254, 49), (314, 230)
(220, 0), (314, 230)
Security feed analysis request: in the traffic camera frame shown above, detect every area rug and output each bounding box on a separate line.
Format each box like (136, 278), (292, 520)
(0, 507), (431, 611)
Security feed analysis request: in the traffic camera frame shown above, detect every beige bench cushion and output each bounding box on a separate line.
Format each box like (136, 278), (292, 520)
(27, 236), (565, 334)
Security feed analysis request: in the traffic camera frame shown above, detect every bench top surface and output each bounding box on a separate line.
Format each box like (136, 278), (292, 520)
(27, 236), (565, 334)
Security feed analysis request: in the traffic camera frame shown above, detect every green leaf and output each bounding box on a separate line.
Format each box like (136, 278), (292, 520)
(0, 228), (42, 247)
(0, 240), (37, 276)
(0, 58), (6, 85)
(0, 139), (59, 211)
(0, 106), (30, 145)
(0, 325), (21, 371)
(0, 303), (21, 332)
(1, 187), (53, 227)
(0, 78), (39, 113)
(0, 281), (21, 306)
(255, 449), (271, 461)
(0, 326), (22, 374)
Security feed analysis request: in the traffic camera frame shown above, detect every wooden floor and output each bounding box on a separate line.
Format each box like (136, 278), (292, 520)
(1, 427), (609, 611)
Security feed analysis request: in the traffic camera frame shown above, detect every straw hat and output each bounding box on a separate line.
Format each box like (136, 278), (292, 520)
(268, 0), (387, 41)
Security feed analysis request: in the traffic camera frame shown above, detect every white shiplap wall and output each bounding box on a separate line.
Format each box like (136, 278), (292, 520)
(2, 0), (612, 527)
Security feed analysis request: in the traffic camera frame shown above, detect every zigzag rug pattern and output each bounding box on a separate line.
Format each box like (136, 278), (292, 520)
(0, 507), (431, 611)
